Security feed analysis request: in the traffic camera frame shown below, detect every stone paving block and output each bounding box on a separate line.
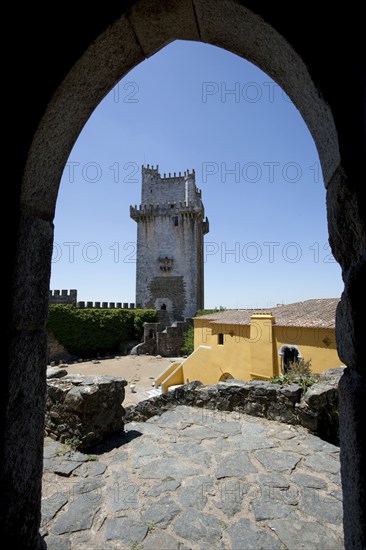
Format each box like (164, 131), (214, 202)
(176, 475), (215, 510)
(41, 493), (68, 526)
(73, 461), (107, 477)
(251, 498), (297, 521)
(269, 519), (342, 549)
(43, 535), (71, 550)
(255, 450), (301, 472)
(303, 453), (340, 474)
(291, 472), (327, 489)
(51, 495), (101, 535)
(44, 459), (84, 477)
(173, 508), (223, 545)
(142, 530), (181, 550)
(147, 478), (181, 497)
(139, 457), (200, 480)
(227, 518), (281, 549)
(104, 517), (148, 544)
(141, 496), (181, 527)
(216, 451), (257, 479)
(299, 493), (343, 525)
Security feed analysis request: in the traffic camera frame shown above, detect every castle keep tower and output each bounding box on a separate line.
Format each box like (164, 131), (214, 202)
(130, 165), (209, 319)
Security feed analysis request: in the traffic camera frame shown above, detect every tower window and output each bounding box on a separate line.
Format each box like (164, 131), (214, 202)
(174, 216), (179, 226)
(218, 333), (224, 345)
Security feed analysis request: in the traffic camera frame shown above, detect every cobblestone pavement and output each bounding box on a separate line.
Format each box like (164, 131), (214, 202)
(42, 405), (343, 549)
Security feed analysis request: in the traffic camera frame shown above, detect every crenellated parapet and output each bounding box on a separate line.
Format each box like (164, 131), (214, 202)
(49, 290), (136, 309)
(49, 289), (77, 306)
(142, 164), (196, 181)
(77, 302), (136, 309)
(136, 164), (204, 209)
(130, 200), (206, 221)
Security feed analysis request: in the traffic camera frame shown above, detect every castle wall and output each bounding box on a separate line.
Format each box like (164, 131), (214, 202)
(49, 290), (136, 309)
(49, 289), (77, 306)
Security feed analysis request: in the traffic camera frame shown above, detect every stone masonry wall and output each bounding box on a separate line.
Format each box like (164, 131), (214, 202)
(45, 374), (127, 450)
(146, 276), (186, 320)
(49, 289), (77, 306)
(125, 368), (344, 445)
(131, 317), (192, 357)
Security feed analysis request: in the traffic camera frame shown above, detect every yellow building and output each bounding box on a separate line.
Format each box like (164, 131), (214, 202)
(155, 298), (344, 392)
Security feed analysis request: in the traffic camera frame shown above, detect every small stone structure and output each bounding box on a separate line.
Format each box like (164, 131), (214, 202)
(126, 368), (344, 444)
(45, 374), (127, 450)
(131, 310), (192, 357)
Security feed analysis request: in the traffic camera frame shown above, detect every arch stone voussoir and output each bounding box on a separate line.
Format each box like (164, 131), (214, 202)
(21, 14), (145, 220)
(192, 0), (340, 185)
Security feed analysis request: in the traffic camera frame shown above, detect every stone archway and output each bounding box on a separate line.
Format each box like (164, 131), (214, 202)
(278, 344), (303, 373)
(3, 2), (365, 548)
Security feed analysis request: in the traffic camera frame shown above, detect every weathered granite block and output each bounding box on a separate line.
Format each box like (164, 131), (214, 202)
(45, 375), (127, 450)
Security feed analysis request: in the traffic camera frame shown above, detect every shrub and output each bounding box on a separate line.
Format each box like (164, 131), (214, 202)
(286, 358), (313, 377)
(47, 305), (156, 357)
(181, 325), (194, 355)
(270, 358), (319, 391)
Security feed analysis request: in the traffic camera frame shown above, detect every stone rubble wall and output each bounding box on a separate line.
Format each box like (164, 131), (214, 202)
(45, 374), (127, 450)
(131, 317), (192, 357)
(125, 368), (344, 444)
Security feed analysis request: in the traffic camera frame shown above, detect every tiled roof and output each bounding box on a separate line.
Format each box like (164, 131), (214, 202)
(195, 298), (339, 329)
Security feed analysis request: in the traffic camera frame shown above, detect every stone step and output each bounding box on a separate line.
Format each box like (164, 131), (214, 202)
(144, 388), (162, 399)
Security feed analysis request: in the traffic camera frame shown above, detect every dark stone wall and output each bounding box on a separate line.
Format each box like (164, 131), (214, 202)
(157, 320), (191, 357)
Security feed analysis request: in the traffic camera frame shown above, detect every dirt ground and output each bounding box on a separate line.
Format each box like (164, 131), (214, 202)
(63, 355), (183, 406)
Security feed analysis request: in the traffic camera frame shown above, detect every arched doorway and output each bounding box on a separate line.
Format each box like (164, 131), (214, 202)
(219, 372), (234, 381)
(279, 345), (302, 373)
(4, 3), (364, 547)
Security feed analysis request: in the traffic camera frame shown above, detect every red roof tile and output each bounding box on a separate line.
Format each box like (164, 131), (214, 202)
(195, 298), (339, 329)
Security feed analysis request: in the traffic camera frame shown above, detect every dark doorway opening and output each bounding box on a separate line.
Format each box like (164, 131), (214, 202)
(282, 346), (300, 373)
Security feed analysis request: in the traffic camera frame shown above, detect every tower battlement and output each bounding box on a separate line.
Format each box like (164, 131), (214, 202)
(131, 165), (209, 319)
(139, 164), (202, 207)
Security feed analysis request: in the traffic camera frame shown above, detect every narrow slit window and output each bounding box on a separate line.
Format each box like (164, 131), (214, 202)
(218, 333), (224, 345)
(174, 216), (179, 226)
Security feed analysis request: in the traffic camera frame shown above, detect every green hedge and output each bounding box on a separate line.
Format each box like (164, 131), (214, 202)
(47, 305), (157, 357)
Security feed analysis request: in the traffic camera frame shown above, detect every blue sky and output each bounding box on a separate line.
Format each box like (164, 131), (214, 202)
(51, 40), (343, 308)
